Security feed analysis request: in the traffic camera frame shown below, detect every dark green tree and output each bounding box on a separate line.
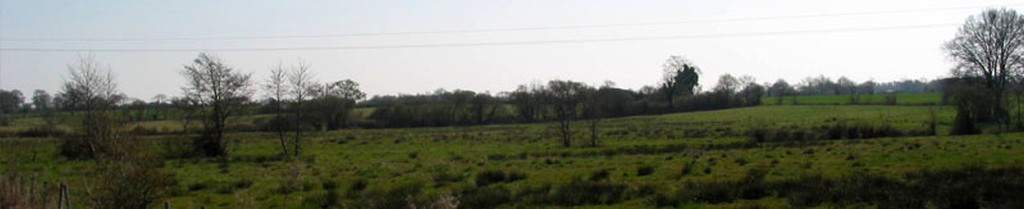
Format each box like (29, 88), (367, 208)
(660, 55), (700, 110)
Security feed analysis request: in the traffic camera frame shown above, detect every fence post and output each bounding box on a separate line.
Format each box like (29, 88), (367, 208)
(57, 183), (65, 209)
(58, 182), (72, 209)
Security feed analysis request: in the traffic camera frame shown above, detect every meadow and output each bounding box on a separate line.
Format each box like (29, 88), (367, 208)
(760, 93), (943, 106)
(4, 104), (1024, 208)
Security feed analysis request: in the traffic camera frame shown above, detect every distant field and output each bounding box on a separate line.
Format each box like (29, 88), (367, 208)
(8, 105), (1023, 208)
(761, 92), (943, 105)
(1, 107), (379, 135)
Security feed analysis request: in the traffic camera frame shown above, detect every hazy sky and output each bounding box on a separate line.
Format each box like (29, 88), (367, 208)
(2, 0), (1024, 100)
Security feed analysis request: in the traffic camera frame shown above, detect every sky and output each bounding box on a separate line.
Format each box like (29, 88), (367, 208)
(2, 0), (1024, 101)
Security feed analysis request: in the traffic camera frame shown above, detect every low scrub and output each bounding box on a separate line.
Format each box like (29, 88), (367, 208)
(458, 186), (512, 209)
(475, 170), (527, 187)
(748, 123), (933, 143)
(16, 125), (66, 138)
(349, 183), (430, 209)
(676, 166), (1024, 208)
(544, 178), (628, 206)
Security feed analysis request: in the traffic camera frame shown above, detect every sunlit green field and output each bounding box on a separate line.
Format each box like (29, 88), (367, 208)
(4, 105), (1024, 208)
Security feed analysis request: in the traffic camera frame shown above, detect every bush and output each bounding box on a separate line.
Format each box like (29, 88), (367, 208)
(547, 178), (627, 205)
(87, 152), (171, 209)
(354, 184), (427, 209)
(748, 122), (930, 143)
(431, 169), (465, 186)
(475, 170), (527, 187)
(304, 180), (341, 208)
(16, 125), (66, 137)
(677, 168), (769, 204)
(669, 166), (1024, 208)
(458, 186), (512, 209)
(348, 179), (368, 194)
(590, 169), (612, 181)
(637, 165), (655, 176)
(60, 111), (133, 160)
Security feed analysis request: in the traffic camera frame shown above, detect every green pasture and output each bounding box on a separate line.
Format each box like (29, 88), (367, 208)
(3, 105), (1023, 208)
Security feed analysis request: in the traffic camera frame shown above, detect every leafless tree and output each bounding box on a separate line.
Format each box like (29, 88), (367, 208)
(265, 63), (291, 156)
(60, 56), (118, 112)
(287, 62), (315, 156)
(944, 8), (1024, 121)
(181, 53), (254, 157)
(548, 80), (589, 148)
(57, 55), (122, 159)
(54, 56), (170, 208)
(714, 74), (740, 94)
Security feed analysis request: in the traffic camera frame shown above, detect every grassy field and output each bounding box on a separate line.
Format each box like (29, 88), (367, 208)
(3, 105), (1024, 208)
(761, 93), (943, 106)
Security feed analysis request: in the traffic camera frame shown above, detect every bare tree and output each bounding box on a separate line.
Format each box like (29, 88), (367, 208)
(181, 53), (254, 157)
(713, 74), (740, 94)
(53, 56), (170, 209)
(57, 56), (123, 159)
(265, 63), (290, 156)
(287, 62), (315, 156)
(582, 87), (602, 147)
(59, 56), (118, 112)
(944, 8), (1024, 122)
(548, 80), (589, 148)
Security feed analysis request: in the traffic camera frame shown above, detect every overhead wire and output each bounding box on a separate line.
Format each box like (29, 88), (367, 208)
(0, 3), (1017, 42)
(0, 23), (957, 52)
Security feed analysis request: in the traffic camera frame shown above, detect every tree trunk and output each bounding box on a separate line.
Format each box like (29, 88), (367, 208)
(293, 101), (303, 157)
(275, 102), (289, 157)
(589, 118), (599, 147)
(560, 118), (571, 148)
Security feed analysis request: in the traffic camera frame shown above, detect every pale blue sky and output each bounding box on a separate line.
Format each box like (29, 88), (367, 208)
(2, 0), (1023, 100)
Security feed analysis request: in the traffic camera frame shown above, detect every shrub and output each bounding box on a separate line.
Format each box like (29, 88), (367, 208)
(355, 184), (427, 209)
(748, 122), (930, 143)
(431, 169), (465, 186)
(590, 169), (612, 181)
(458, 186), (512, 209)
(679, 162), (695, 177)
(87, 154), (171, 209)
(475, 170), (527, 187)
(304, 180), (341, 208)
(348, 179), (368, 193)
(547, 178), (627, 205)
(637, 165), (655, 176)
(16, 125), (66, 137)
(677, 168), (768, 204)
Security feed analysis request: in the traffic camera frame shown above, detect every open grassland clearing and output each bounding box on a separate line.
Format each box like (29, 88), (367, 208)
(3, 105), (1024, 208)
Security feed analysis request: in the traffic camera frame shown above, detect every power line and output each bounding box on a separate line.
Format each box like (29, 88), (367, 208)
(0, 23), (957, 52)
(0, 3), (1015, 42)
